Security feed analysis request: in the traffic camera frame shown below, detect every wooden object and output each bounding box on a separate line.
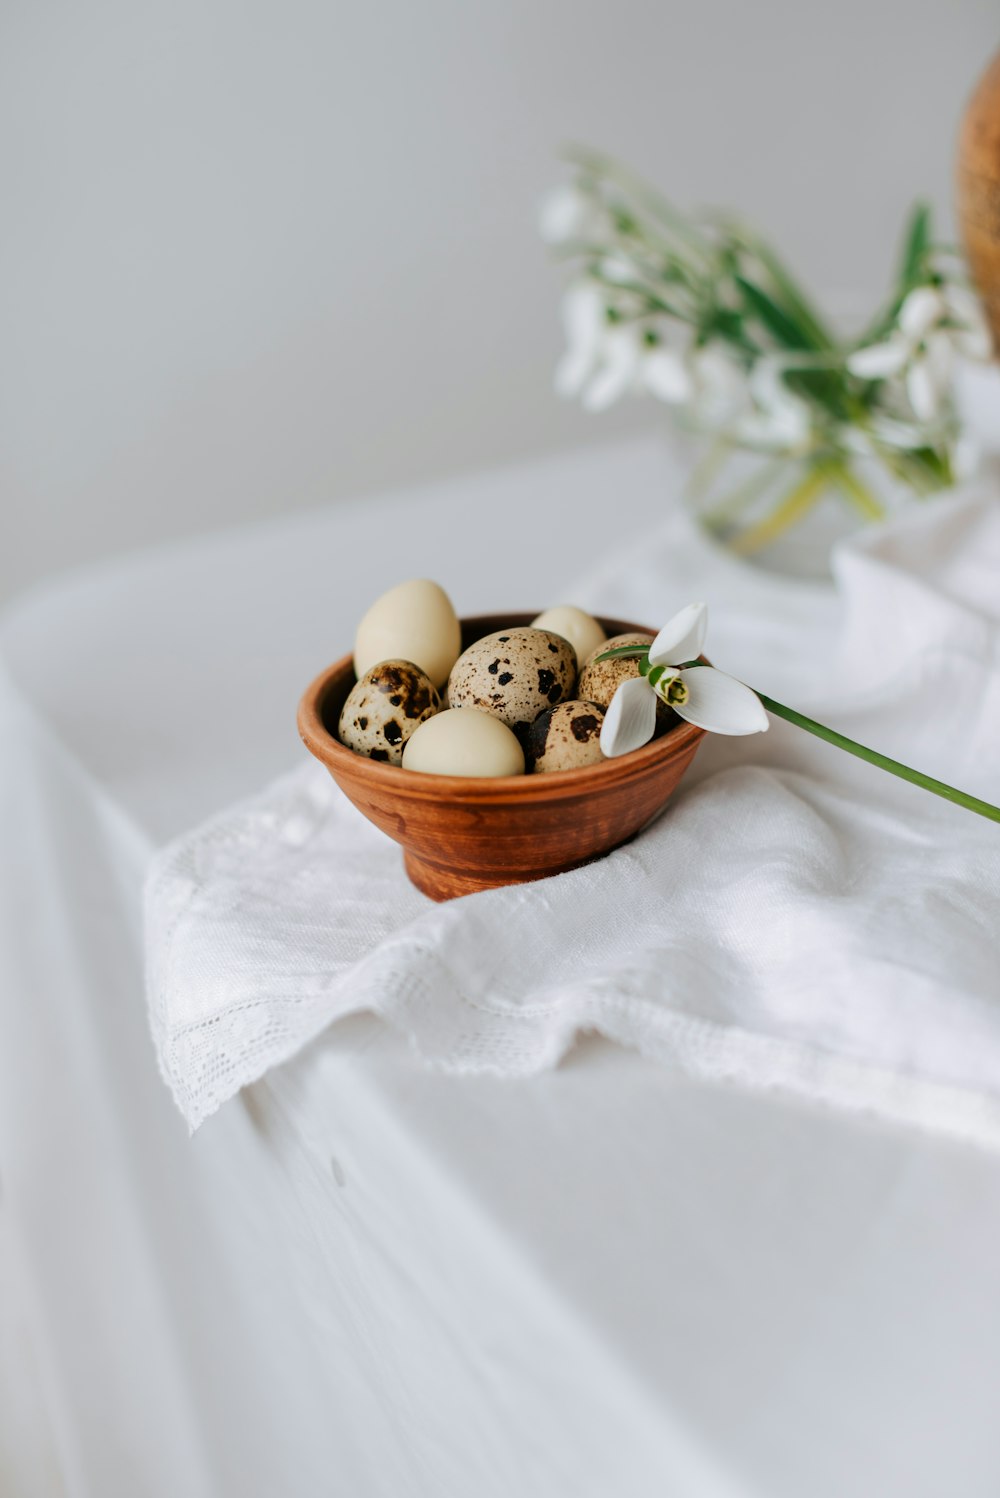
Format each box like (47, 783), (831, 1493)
(298, 613), (705, 901)
(958, 49), (1000, 351)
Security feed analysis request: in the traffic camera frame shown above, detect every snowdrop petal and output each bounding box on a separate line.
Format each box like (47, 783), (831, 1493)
(561, 282), (606, 350)
(868, 414), (930, 450)
(899, 285), (945, 340)
(748, 356), (788, 409)
(734, 408), (809, 451)
(847, 339), (910, 379)
(599, 676), (658, 757)
(924, 331), (954, 392)
(953, 318), (993, 361)
(555, 284), (607, 397)
(943, 286), (993, 359)
(540, 185), (596, 245)
(600, 253), (636, 284)
(673, 667), (769, 735)
(648, 602), (708, 667)
(582, 326), (641, 412)
(953, 435), (980, 480)
(642, 347), (692, 404)
(555, 348), (596, 399)
(689, 345), (746, 424)
(906, 357), (941, 421)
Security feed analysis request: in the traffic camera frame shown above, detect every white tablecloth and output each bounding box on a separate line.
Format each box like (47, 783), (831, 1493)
(5, 434), (1000, 1498)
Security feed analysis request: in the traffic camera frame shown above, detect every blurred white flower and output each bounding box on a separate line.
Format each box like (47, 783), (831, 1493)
(641, 344), (692, 404)
(686, 345), (746, 427)
(847, 283), (992, 421)
(599, 252), (637, 285)
(582, 324), (642, 411)
(539, 184), (603, 245)
(734, 358), (812, 450)
(554, 283), (608, 399)
(942, 285), (993, 360)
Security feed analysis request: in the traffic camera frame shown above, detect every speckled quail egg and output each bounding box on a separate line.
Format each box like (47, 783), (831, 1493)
(402, 708), (524, 777)
(339, 660), (440, 765)
(354, 579), (462, 690)
(577, 633), (672, 729)
(530, 606), (606, 669)
(524, 700), (606, 773)
(447, 628), (577, 738)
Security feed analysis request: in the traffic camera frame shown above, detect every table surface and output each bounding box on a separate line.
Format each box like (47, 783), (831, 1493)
(4, 432), (1000, 1498)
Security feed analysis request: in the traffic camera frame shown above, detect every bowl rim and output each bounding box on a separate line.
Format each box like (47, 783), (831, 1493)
(297, 612), (706, 801)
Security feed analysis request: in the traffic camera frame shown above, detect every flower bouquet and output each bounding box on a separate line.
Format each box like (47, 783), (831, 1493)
(542, 149), (994, 558)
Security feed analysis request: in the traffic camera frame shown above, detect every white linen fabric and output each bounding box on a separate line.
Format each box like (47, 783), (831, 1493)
(147, 482), (1000, 1140)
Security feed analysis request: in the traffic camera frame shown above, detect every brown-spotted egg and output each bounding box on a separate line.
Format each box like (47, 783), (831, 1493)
(578, 633), (673, 729)
(447, 628), (576, 738)
(524, 700), (606, 773)
(339, 660), (440, 765)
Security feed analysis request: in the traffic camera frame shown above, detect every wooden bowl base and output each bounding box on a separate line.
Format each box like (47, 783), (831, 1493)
(403, 847), (606, 901)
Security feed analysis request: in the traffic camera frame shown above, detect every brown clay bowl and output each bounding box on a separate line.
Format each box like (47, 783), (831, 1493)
(297, 613), (706, 901)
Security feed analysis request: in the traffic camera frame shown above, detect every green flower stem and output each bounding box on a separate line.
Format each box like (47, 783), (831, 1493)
(828, 461), (886, 522)
(700, 453), (793, 533)
(757, 693), (1000, 824)
(730, 463), (831, 554)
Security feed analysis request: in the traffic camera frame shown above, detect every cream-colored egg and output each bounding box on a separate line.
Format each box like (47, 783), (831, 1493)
(354, 579), (462, 690)
(530, 606), (606, 668)
(402, 708), (525, 777)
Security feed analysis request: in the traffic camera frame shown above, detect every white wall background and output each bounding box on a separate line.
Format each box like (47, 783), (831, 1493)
(2, 0), (996, 604)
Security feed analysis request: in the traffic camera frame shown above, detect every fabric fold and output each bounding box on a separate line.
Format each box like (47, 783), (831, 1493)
(146, 484), (1000, 1140)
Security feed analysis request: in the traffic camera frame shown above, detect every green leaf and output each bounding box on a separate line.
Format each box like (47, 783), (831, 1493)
(735, 275), (824, 351)
(828, 461), (886, 521)
(897, 201), (932, 289)
(561, 145), (712, 259)
(857, 200), (935, 345)
(593, 645), (651, 662)
(718, 224), (833, 349)
(730, 463), (831, 554)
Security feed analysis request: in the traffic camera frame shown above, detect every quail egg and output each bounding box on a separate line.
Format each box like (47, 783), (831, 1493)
(578, 633), (673, 729)
(524, 700), (606, 773)
(530, 606), (606, 669)
(354, 579), (462, 690)
(339, 660), (440, 765)
(402, 708), (525, 777)
(448, 628), (577, 737)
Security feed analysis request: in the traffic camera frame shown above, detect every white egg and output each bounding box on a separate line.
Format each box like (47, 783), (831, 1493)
(530, 605), (606, 668)
(402, 708), (525, 777)
(354, 579), (462, 690)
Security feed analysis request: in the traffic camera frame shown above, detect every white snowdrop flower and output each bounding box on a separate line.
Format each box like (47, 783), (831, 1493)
(899, 285), (946, 340)
(847, 338), (911, 380)
(848, 280), (991, 421)
(867, 413), (934, 450)
(952, 434), (980, 481)
(733, 358), (812, 450)
(554, 282), (608, 399)
(599, 252), (637, 285)
(599, 603), (769, 757)
(539, 184), (602, 245)
(943, 285), (993, 361)
(687, 344), (746, 426)
(582, 323), (642, 411)
(641, 344), (692, 404)
(906, 330), (953, 421)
